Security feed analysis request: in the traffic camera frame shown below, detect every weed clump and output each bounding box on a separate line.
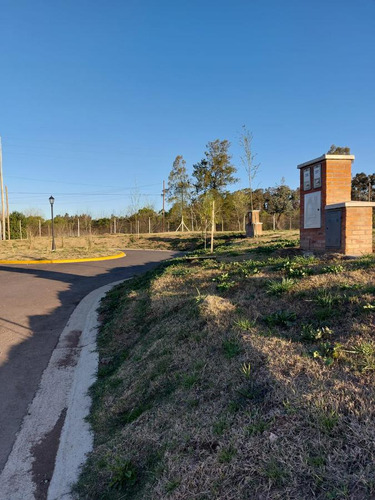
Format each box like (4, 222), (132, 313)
(266, 277), (295, 296)
(264, 310), (297, 327)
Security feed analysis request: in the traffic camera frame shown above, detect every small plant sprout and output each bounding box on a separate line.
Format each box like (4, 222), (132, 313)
(301, 324), (333, 342)
(340, 342), (375, 371)
(109, 459), (137, 490)
(321, 264), (344, 274)
(240, 362), (251, 378)
(194, 287), (207, 303)
(213, 272), (236, 291)
(363, 303), (375, 312)
(312, 342), (343, 365)
(222, 338), (242, 359)
(265, 310), (297, 327)
(266, 278), (295, 296)
(234, 318), (256, 331)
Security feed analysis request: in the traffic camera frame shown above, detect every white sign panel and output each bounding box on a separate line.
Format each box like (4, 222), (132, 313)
(303, 168), (311, 190)
(313, 164), (322, 188)
(304, 191), (321, 229)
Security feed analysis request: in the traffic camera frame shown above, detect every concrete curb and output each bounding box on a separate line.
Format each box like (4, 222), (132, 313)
(0, 279), (128, 500)
(0, 251), (126, 265)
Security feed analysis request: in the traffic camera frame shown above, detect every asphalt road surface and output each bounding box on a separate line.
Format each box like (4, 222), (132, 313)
(0, 249), (178, 473)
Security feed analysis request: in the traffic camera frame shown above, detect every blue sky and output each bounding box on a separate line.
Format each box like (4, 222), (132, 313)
(1, 0), (374, 218)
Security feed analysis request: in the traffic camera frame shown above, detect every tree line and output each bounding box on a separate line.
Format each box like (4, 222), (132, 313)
(3, 142), (373, 239)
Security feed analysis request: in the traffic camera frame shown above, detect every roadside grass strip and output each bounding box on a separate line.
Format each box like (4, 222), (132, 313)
(75, 234), (375, 499)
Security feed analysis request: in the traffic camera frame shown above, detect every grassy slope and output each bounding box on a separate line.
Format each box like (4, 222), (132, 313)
(75, 233), (375, 500)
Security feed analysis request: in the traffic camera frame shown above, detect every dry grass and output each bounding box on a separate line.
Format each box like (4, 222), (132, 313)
(0, 232), (203, 260)
(75, 233), (375, 499)
(0, 230), (299, 260)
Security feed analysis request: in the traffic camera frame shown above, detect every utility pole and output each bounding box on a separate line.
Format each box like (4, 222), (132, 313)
(5, 186), (10, 239)
(38, 218), (42, 237)
(162, 180), (166, 233)
(77, 217), (80, 237)
(148, 217), (151, 234)
(113, 217), (117, 234)
(0, 137), (5, 240)
(19, 220), (22, 240)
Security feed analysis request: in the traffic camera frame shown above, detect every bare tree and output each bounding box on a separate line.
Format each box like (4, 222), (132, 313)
(239, 126), (260, 211)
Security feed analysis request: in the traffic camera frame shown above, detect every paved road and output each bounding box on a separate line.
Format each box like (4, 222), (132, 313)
(0, 249), (178, 473)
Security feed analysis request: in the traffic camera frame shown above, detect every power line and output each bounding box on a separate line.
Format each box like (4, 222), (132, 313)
(9, 191), (161, 196)
(7, 175), (160, 190)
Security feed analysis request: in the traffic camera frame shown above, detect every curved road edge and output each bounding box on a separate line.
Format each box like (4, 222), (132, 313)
(0, 279), (128, 500)
(0, 251), (126, 265)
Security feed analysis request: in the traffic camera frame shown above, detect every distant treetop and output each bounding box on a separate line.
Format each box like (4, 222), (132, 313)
(327, 144), (351, 155)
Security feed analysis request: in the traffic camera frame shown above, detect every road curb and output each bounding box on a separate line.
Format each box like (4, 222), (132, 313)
(0, 251), (126, 265)
(0, 279), (128, 500)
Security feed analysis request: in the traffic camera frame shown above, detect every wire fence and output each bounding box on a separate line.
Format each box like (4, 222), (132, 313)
(2, 211), (374, 240)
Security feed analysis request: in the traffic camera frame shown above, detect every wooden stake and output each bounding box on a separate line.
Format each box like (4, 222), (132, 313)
(5, 185), (10, 239)
(0, 138), (5, 240)
(162, 180), (165, 232)
(210, 200), (215, 253)
(19, 220), (22, 240)
(39, 219), (42, 237)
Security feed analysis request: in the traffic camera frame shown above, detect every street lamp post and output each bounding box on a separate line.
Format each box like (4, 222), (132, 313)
(49, 196), (56, 251)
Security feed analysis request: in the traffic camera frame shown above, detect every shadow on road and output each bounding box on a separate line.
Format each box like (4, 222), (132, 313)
(0, 250), (179, 476)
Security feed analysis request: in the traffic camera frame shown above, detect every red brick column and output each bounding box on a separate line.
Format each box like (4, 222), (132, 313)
(343, 206), (373, 255)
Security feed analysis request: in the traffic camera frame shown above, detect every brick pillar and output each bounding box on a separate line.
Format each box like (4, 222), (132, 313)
(298, 154), (354, 251)
(246, 210), (263, 237)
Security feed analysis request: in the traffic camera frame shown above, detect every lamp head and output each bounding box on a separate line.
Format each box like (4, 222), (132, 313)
(49, 196), (55, 206)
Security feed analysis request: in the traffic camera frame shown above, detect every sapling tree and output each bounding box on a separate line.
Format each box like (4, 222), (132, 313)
(167, 155), (191, 232)
(239, 126), (260, 212)
(193, 139), (237, 249)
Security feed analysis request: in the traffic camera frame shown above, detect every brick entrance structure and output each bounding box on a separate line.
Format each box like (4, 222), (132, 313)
(246, 210), (263, 237)
(298, 154), (375, 256)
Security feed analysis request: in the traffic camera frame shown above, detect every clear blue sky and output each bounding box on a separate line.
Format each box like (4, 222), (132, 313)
(1, 0), (374, 218)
